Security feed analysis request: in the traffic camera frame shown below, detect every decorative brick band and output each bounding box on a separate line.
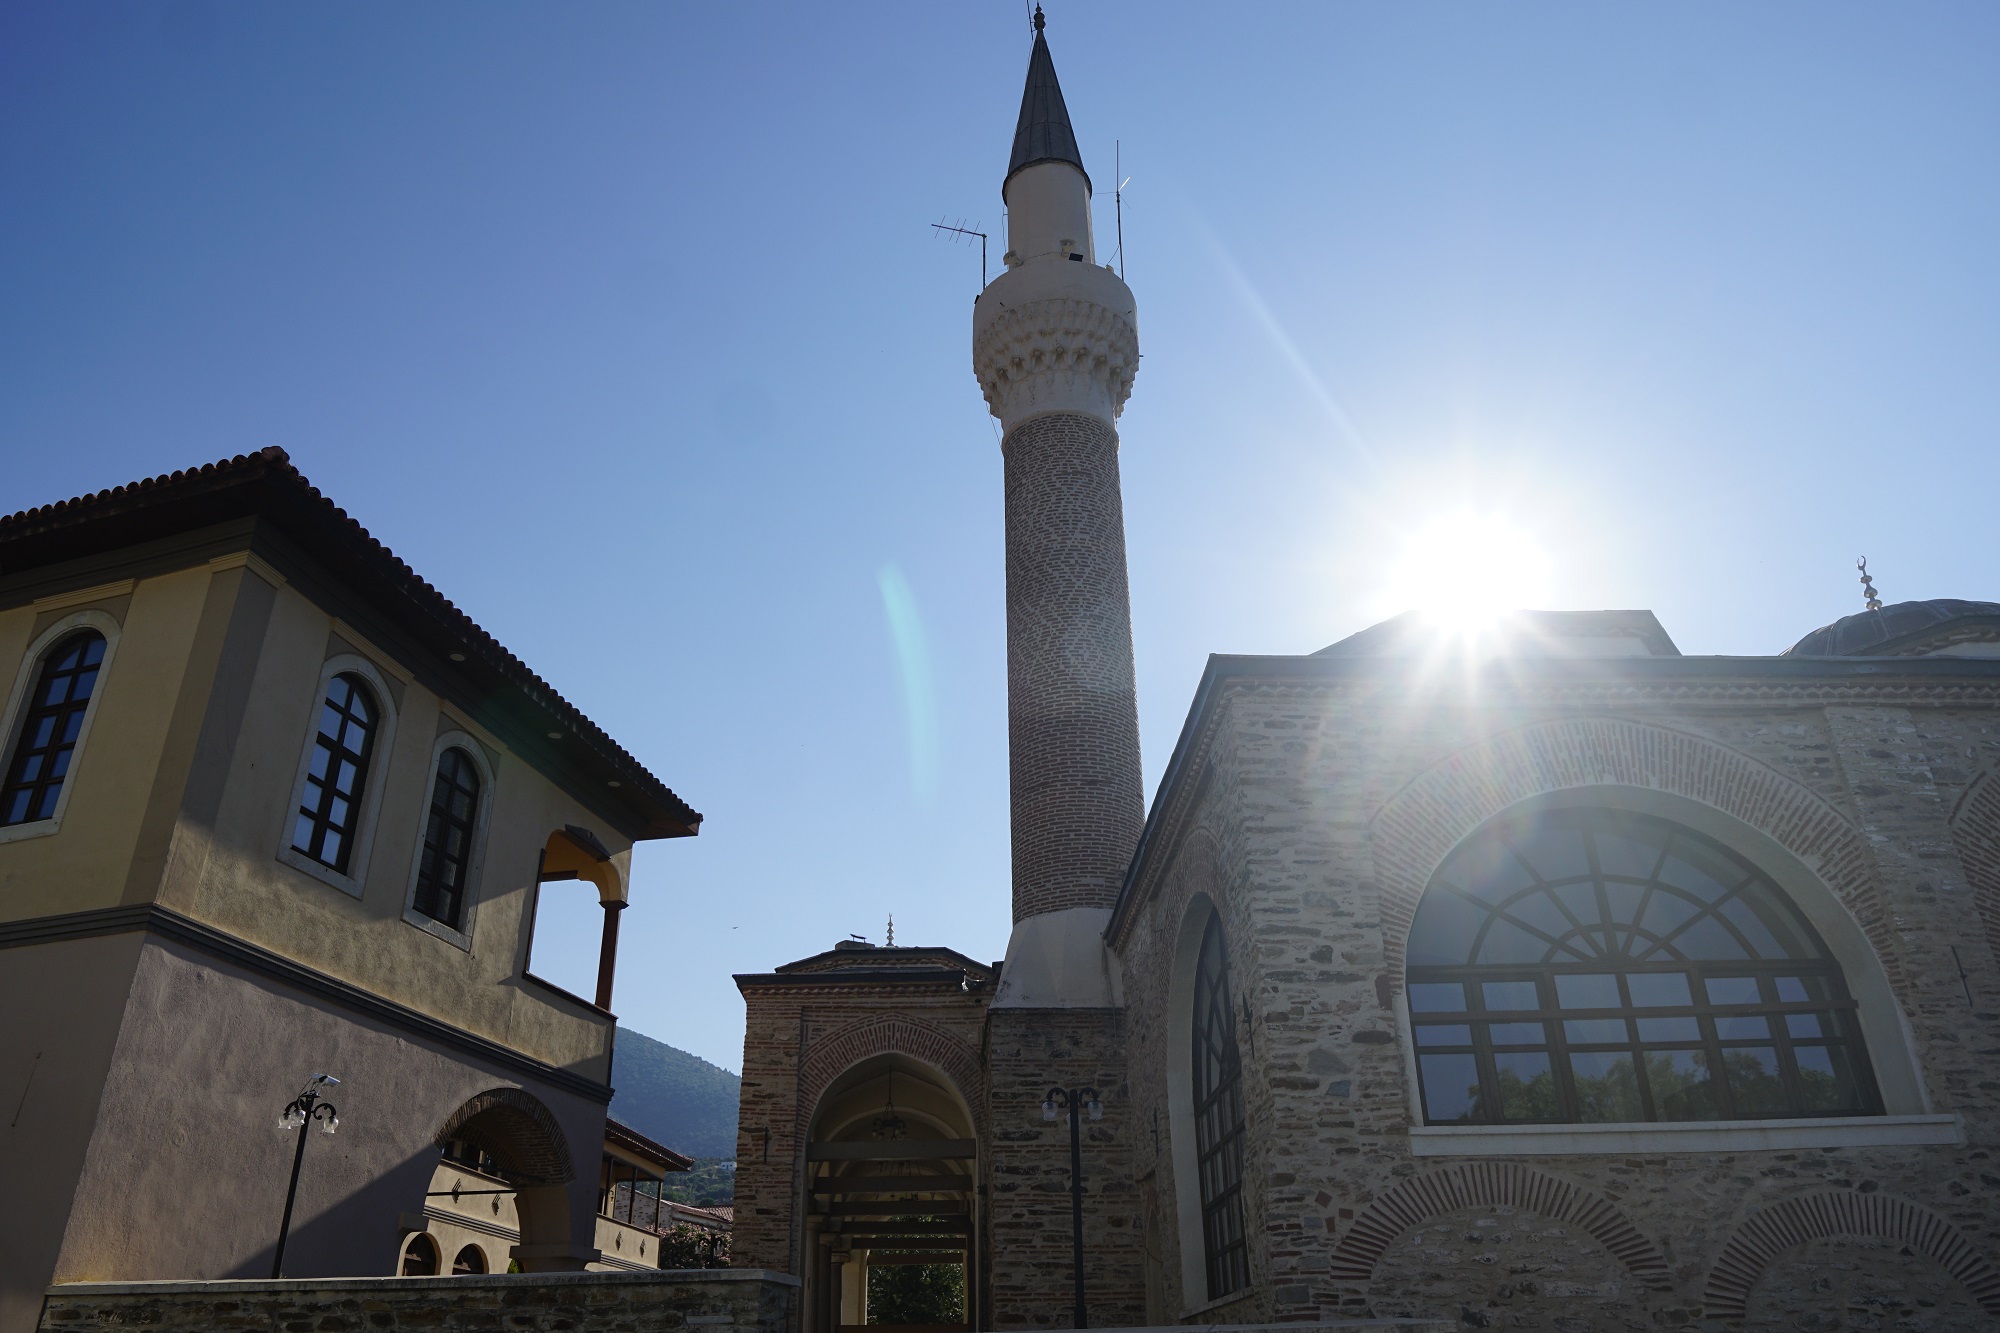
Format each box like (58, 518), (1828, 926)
(1326, 1161), (1670, 1290)
(1949, 771), (2000, 974)
(1370, 716), (1891, 984)
(435, 1087), (576, 1186)
(795, 1016), (985, 1141)
(1700, 1188), (2000, 1319)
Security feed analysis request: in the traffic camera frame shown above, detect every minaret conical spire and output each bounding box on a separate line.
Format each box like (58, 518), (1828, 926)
(1007, 6), (1089, 194)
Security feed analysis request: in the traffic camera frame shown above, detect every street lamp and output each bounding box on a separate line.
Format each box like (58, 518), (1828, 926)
(271, 1074), (341, 1279)
(1040, 1086), (1102, 1329)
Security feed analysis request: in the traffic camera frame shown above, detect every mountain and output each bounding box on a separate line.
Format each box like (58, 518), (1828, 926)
(609, 1027), (740, 1160)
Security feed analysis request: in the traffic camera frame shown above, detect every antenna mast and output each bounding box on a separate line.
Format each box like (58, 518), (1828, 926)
(931, 219), (989, 288)
(1114, 142), (1126, 280)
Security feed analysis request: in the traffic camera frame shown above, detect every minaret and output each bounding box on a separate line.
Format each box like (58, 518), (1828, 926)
(974, 7), (1141, 1008)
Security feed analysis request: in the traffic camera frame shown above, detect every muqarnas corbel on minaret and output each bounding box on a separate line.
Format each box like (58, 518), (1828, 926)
(973, 5), (1141, 1009)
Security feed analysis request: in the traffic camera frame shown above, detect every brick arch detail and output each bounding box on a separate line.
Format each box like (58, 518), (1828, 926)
(797, 1016), (985, 1141)
(1948, 771), (2000, 973)
(1701, 1189), (2000, 1320)
(434, 1086), (575, 1186)
(1369, 716), (1890, 981)
(1327, 1161), (1670, 1291)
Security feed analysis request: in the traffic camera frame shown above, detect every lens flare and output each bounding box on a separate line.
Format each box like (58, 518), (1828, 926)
(1386, 511), (1552, 629)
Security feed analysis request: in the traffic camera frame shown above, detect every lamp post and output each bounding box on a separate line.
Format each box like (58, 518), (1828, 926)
(271, 1074), (341, 1279)
(1040, 1086), (1102, 1329)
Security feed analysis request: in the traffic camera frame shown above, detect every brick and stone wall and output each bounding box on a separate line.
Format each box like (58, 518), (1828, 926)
(1110, 665), (2000, 1329)
(1001, 411), (1145, 922)
(37, 1270), (798, 1333)
(983, 1008), (1146, 1329)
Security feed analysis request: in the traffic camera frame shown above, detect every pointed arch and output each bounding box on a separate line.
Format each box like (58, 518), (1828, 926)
(1701, 1189), (2000, 1319)
(1327, 1162), (1670, 1291)
(796, 1016), (985, 1141)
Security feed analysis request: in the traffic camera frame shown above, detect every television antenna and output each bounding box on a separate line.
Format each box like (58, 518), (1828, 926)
(931, 219), (989, 288)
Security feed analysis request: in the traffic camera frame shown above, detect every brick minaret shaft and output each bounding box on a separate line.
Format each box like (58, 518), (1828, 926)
(974, 7), (1142, 1007)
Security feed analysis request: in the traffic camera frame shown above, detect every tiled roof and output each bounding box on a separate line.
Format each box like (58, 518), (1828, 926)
(0, 448), (699, 840)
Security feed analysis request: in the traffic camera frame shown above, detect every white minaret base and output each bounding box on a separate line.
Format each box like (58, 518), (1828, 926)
(991, 907), (1122, 1008)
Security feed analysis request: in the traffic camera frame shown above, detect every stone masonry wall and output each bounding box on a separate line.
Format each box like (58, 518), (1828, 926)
(984, 1007), (1146, 1329)
(1111, 672), (2000, 1330)
(38, 1270), (797, 1333)
(1001, 412), (1145, 922)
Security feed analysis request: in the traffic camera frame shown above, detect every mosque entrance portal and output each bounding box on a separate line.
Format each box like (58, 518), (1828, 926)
(803, 1055), (978, 1333)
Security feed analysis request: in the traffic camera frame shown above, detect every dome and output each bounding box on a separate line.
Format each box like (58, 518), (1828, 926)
(1782, 599), (2000, 657)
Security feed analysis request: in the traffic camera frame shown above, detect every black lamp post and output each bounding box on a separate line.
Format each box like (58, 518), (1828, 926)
(271, 1074), (341, 1279)
(1040, 1086), (1102, 1329)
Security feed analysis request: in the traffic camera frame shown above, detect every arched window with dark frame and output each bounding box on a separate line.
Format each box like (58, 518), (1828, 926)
(1, 630), (107, 827)
(1191, 912), (1249, 1300)
(1406, 807), (1882, 1126)
(413, 746), (481, 930)
(291, 673), (378, 873)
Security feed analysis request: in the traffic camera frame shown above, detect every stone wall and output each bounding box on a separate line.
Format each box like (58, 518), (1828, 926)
(1109, 664), (2000, 1329)
(37, 1270), (798, 1333)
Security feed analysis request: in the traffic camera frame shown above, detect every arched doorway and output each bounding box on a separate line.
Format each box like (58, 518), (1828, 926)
(804, 1056), (977, 1333)
(419, 1088), (578, 1274)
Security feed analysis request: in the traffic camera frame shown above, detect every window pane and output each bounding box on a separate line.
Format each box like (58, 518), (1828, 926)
(1555, 974), (1620, 1009)
(1627, 973), (1693, 1007)
(1714, 1015), (1771, 1041)
(1490, 1051), (1558, 1121)
(1636, 1016), (1700, 1042)
(1486, 1022), (1547, 1046)
(1785, 1013), (1825, 1039)
(1647, 1050), (1718, 1121)
(1704, 976), (1761, 1006)
(1418, 1054), (1480, 1122)
(1478, 918), (1556, 964)
(1794, 1046), (1864, 1113)
(1570, 1052), (1643, 1122)
(1563, 1019), (1628, 1045)
(1481, 980), (1539, 1012)
(1722, 1047), (1786, 1114)
(1408, 982), (1466, 1013)
(1414, 1025), (1471, 1048)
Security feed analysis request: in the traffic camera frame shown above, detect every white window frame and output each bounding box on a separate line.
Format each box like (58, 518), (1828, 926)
(0, 609), (124, 847)
(276, 652), (400, 899)
(400, 730), (496, 951)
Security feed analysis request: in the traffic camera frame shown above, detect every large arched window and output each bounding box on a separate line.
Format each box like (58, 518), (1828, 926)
(290, 672), (378, 873)
(1191, 913), (1249, 1299)
(1407, 808), (1881, 1125)
(1, 630), (107, 826)
(413, 746), (481, 930)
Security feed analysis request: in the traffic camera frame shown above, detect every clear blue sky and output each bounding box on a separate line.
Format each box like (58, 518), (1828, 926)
(5, 3), (1996, 1075)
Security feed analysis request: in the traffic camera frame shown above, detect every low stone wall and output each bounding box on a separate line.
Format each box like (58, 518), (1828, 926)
(38, 1268), (798, 1333)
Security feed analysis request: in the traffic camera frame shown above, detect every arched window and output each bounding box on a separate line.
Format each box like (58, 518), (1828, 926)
(1, 630), (107, 827)
(399, 1231), (440, 1276)
(290, 673), (377, 873)
(1407, 808), (1881, 1126)
(1191, 913), (1249, 1299)
(451, 1244), (487, 1275)
(413, 746), (481, 929)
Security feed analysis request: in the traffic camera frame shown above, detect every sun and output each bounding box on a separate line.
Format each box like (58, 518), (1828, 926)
(1385, 510), (1553, 629)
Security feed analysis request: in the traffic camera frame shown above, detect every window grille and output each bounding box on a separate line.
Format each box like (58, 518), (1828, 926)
(291, 673), (378, 873)
(1192, 912), (1249, 1299)
(413, 746), (480, 929)
(1, 631), (107, 826)
(1407, 808), (1881, 1125)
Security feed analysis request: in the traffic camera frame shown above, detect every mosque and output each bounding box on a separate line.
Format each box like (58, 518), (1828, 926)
(729, 11), (2000, 1331)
